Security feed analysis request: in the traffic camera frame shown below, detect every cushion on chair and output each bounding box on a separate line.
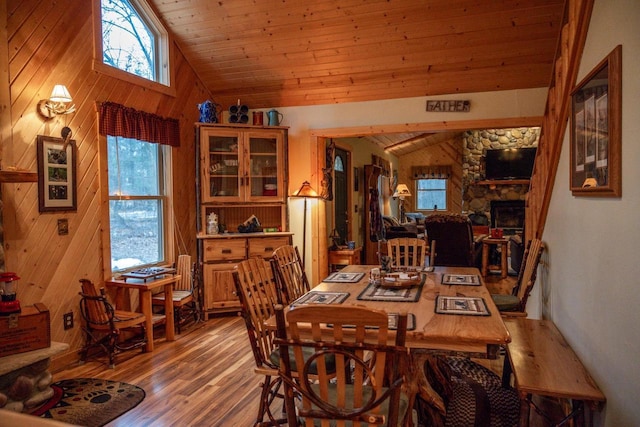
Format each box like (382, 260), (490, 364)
(152, 290), (193, 303)
(417, 357), (519, 427)
(269, 347), (336, 375)
(303, 383), (410, 427)
(491, 294), (521, 312)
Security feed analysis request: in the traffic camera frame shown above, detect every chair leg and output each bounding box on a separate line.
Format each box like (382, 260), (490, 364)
(256, 375), (287, 427)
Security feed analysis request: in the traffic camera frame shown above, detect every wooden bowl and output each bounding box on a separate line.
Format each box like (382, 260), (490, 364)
(379, 272), (422, 289)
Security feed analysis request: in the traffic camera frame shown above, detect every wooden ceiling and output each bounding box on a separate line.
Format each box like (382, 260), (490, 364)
(152, 0), (565, 110)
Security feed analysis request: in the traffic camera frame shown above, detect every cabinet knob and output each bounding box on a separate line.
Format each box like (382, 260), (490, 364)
(264, 247), (274, 252)
(222, 249), (232, 254)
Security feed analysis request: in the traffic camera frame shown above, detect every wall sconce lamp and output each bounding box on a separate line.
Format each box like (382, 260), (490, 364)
(38, 85), (76, 119)
(392, 183), (412, 223)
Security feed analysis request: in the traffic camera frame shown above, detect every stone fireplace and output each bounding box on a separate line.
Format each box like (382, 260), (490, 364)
(490, 200), (525, 235)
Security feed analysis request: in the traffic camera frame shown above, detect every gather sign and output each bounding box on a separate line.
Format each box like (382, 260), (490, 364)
(426, 100), (470, 112)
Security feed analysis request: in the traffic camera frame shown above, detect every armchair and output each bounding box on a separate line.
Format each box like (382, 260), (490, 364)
(424, 213), (483, 267)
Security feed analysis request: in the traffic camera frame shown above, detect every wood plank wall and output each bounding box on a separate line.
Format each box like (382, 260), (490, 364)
(526, 0), (594, 242)
(398, 134), (464, 214)
(1, 0), (210, 359)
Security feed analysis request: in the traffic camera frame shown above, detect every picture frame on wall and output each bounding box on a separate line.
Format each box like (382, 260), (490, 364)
(570, 45), (622, 197)
(37, 135), (78, 212)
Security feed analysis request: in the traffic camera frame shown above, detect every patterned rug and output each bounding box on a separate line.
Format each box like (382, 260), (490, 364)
(32, 378), (145, 426)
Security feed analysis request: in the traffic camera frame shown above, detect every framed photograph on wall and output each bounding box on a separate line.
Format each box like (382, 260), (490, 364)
(37, 135), (77, 212)
(570, 45), (621, 197)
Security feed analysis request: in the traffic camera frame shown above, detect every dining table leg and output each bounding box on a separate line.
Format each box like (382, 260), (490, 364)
(163, 282), (175, 342)
(139, 289), (155, 352)
(403, 350), (447, 427)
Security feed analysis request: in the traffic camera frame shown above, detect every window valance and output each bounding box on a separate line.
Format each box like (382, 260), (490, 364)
(99, 102), (180, 147)
(411, 165), (452, 179)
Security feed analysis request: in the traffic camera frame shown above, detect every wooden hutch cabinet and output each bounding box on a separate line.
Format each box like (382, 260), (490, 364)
(195, 124), (291, 315)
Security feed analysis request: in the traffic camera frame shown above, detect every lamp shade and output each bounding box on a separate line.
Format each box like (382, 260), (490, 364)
(393, 183), (411, 198)
(292, 181), (319, 198)
(49, 85), (72, 102)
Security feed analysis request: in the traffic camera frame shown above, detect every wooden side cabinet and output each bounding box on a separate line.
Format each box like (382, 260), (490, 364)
(198, 232), (292, 316)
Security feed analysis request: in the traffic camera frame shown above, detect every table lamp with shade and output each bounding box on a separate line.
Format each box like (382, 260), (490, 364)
(393, 184), (412, 223)
(329, 228), (341, 250)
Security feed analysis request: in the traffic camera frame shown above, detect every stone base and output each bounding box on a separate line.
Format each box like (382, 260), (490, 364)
(0, 342), (69, 413)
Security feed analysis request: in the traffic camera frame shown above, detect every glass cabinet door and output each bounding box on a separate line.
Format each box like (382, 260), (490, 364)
(203, 132), (241, 202)
(247, 132), (283, 201)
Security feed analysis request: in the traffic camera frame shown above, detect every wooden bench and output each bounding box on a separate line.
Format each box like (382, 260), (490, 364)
(502, 318), (606, 427)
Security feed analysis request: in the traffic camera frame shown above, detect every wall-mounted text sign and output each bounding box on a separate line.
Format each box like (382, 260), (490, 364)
(426, 100), (470, 112)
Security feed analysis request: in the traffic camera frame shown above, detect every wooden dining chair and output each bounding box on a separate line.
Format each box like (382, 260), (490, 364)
(386, 237), (431, 269)
(491, 238), (545, 315)
(233, 257), (287, 426)
(275, 304), (411, 426)
(78, 279), (147, 368)
(151, 254), (199, 333)
(271, 245), (311, 304)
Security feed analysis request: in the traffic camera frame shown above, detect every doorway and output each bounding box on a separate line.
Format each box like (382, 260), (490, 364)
(333, 147), (350, 245)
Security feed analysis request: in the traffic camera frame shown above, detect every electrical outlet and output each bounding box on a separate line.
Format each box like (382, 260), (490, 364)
(63, 312), (74, 330)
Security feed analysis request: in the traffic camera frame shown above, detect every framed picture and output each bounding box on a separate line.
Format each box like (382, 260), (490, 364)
(570, 45), (622, 197)
(37, 135), (77, 212)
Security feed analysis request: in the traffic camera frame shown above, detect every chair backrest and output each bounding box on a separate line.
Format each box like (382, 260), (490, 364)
(275, 304), (408, 426)
(174, 254), (193, 292)
(271, 245), (310, 304)
(513, 238), (545, 311)
(79, 279), (112, 326)
(386, 237), (428, 268)
(424, 214), (475, 267)
(233, 257), (280, 369)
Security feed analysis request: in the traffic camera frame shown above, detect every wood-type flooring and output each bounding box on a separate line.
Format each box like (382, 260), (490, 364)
(50, 274), (559, 426)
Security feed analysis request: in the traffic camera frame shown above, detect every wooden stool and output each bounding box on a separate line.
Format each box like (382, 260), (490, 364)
(482, 237), (509, 278)
(328, 246), (362, 272)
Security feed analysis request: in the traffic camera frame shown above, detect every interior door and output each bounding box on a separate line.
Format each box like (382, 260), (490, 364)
(333, 148), (349, 244)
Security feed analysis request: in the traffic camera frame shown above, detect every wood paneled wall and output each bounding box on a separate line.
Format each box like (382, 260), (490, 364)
(1, 0), (209, 359)
(398, 134), (464, 213)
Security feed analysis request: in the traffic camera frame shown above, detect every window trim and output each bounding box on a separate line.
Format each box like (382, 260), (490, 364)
(99, 134), (175, 276)
(92, 0), (176, 97)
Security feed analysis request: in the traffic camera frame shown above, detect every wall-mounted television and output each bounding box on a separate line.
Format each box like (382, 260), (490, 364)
(484, 147), (537, 180)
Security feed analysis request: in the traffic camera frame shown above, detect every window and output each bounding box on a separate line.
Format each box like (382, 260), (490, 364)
(97, 0), (171, 88)
(108, 136), (170, 271)
(416, 179), (447, 211)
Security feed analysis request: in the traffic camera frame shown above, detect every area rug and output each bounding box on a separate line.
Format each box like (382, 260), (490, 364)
(32, 378), (145, 427)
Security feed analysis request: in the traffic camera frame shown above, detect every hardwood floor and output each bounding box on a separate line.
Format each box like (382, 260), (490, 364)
(51, 277), (563, 427)
(52, 315), (276, 427)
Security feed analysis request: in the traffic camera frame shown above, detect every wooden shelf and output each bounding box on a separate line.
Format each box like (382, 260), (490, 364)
(0, 171), (38, 183)
(476, 179), (530, 186)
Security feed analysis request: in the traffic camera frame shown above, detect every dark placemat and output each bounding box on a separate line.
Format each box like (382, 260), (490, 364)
(327, 313), (416, 331)
(322, 272), (365, 283)
(357, 276), (424, 302)
(441, 273), (481, 286)
(435, 296), (490, 316)
(290, 291), (350, 307)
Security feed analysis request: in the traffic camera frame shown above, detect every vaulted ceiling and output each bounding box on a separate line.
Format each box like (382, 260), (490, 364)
(152, 0), (565, 110)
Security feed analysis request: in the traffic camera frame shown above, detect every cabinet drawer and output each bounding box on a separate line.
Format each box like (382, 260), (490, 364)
(203, 239), (246, 262)
(248, 237), (290, 259)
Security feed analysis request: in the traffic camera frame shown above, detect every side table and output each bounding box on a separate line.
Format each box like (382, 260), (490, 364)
(328, 246), (362, 272)
(482, 237), (509, 278)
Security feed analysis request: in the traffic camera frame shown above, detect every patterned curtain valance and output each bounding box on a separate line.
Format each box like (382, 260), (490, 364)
(99, 102), (180, 147)
(411, 165), (452, 179)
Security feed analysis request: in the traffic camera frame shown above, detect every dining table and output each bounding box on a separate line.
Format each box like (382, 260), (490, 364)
(268, 264), (511, 425)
